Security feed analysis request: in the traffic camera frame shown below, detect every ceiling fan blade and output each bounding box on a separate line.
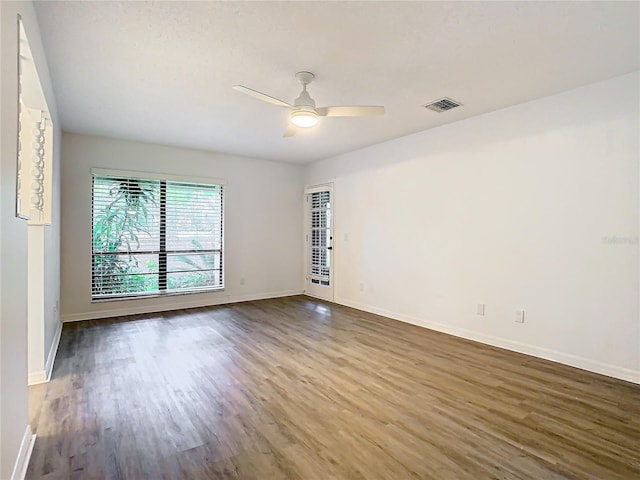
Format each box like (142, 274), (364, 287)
(232, 85), (291, 108)
(316, 106), (385, 117)
(283, 125), (297, 138)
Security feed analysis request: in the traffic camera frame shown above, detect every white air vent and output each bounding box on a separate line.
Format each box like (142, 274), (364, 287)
(424, 97), (462, 113)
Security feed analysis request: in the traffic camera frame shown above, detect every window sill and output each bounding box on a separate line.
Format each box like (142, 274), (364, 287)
(91, 287), (225, 303)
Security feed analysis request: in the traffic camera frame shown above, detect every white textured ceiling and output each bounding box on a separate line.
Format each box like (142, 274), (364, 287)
(35, 1), (639, 164)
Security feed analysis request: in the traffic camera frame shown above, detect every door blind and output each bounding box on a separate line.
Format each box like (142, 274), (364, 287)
(92, 173), (224, 299)
(308, 190), (331, 283)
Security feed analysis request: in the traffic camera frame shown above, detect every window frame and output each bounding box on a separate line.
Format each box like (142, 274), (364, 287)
(90, 168), (226, 302)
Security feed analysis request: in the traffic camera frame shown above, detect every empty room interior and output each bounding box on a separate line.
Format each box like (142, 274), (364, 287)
(1, 1), (639, 479)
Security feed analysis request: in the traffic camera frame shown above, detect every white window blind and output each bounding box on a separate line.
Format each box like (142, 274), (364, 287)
(91, 172), (224, 300)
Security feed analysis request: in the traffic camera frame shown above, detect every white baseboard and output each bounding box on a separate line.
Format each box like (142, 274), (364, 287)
(334, 297), (640, 385)
(27, 320), (63, 385)
(45, 319), (63, 379)
(27, 370), (47, 385)
(61, 290), (304, 323)
(10, 426), (35, 480)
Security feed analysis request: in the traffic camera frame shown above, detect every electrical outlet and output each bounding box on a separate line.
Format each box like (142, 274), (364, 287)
(359, 282), (364, 292)
(240, 277), (246, 286)
(515, 310), (525, 323)
(477, 304), (485, 316)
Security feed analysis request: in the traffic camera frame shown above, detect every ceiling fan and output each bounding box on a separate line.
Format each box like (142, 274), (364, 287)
(232, 71), (384, 137)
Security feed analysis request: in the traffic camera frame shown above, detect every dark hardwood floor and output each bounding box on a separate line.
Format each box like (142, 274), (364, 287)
(27, 296), (640, 479)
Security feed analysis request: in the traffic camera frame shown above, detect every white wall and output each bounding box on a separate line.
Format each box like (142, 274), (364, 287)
(1, 1), (61, 478)
(28, 189), (62, 384)
(307, 72), (640, 383)
(61, 133), (304, 321)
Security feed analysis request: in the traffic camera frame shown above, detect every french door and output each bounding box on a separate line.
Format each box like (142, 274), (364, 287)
(305, 184), (334, 301)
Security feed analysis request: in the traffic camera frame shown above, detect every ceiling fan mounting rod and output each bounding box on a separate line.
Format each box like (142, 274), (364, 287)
(293, 71), (316, 108)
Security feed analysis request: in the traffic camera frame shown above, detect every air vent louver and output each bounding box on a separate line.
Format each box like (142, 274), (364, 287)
(424, 97), (462, 113)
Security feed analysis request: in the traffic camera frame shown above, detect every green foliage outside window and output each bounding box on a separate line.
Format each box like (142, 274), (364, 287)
(92, 178), (159, 296)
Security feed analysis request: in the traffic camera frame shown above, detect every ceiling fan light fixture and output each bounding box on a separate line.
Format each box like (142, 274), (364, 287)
(290, 110), (318, 128)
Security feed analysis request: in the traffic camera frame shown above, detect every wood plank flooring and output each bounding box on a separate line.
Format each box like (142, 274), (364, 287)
(27, 296), (640, 479)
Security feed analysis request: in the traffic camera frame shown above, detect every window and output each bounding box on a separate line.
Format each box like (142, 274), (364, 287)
(91, 170), (224, 300)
